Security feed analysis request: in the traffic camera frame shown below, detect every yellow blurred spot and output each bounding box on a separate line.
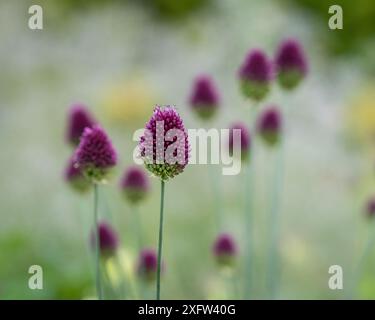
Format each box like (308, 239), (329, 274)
(100, 77), (158, 125)
(282, 236), (312, 268)
(105, 257), (121, 287)
(346, 85), (375, 149)
(205, 276), (228, 300)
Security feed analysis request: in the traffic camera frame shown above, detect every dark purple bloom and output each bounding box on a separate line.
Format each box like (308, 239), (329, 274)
(90, 221), (119, 258)
(64, 155), (91, 193)
(228, 122), (251, 161)
(137, 248), (161, 282)
(189, 75), (220, 120)
(238, 49), (273, 101)
(256, 106), (282, 146)
(120, 166), (150, 204)
(275, 38), (308, 90)
(66, 103), (96, 146)
(366, 197), (375, 219)
(74, 125), (117, 183)
(139, 106), (189, 181)
(213, 233), (237, 267)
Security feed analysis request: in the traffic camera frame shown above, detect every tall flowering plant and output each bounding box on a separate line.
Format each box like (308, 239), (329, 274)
(139, 105), (189, 299)
(74, 125), (118, 299)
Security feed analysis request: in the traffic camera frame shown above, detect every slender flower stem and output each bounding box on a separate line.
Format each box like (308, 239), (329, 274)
(133, 205), (143, 251)
(209, 164), (222, 231)
(93, 183), (103, 300)
(156, 180), (165, 300)
(244, 104), (257, 299)
(266, 140), (284, 299)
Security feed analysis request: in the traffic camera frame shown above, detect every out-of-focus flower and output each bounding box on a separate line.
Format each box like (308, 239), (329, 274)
(139, 106), (190, 181)
(74, 125), (117, 183)
(213, 233), (237, 267)
(120, 166), (150, 204)
(100, 78), (156, 125)
(64, 155), (91, 193)
(228, 122), (251, 162)
(257, 106), (282, 146)
(238, 49), (273, 102)
(189, 75), (220, 120)
(275, 38), (308, 90)
(90, 222), (119, 258)
(137, 248), (160, 282)
(366, 196), (375, 219)
(66, 103), (96, 146)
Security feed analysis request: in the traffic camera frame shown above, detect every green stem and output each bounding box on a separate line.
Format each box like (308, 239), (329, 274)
(266, 132), (284, 299)
(209, 165), (222, 231)
(156, 180), (165, 300)
(244, 104), (257, 299)
(93, 184), (103, 300)
(133, 205), (143, 251)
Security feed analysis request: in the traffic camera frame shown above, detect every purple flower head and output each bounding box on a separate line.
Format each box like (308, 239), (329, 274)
(74, 125), (117, 183)
(366, 196), (375, 219)
(228, 122), (251, 162)
(275, 38), (308, 90)
(213, 233), (238, 267)
(120, 166), (150, 204)
(66, 103), (96, 146)
(90, 221), (119, 258)
(139, 106), (190, 181)
(257, 106), (282, 147)
(137, 248), (163, 282)
(189, 75), (220, 120)
(238, 49), (273, 101)
(64, 155), (91, 193)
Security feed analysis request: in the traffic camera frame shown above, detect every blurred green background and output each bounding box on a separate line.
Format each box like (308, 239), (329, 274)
(1, 0), (375, 299)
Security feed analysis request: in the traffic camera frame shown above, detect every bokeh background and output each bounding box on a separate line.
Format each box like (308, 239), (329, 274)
(1, 0), (375, 299)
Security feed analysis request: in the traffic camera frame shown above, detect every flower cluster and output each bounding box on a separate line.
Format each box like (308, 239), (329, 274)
(189, 75), (220, 120)
(64, 156), (91, 193)
(90, 221), (119, 258)
(256, 106), (282, 146)
(228, 122), (251, 161)
(213, 233), (237, 267)
(139, 106), (190, 181)
(74, 125), (117, 183)
(137, 248), (160, 282)
(120, 166), (150, 204)
(275, 38), (308, 90)
(66, 104), (96, 146)
(366, 196), (375, 219)
(238, 49), (273, 102)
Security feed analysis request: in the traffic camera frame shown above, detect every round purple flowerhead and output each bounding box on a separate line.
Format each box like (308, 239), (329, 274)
(275, 38), (308, 90)
(238, 49), (273, 102)
(228, 122), (251, 162)
(64, 155), (91, 193)
(90, 221), (119, 258)
(213, 233), (238, 267)
(137, 248), (161, 282)
(366, 196), (375, 219)
(74, 125), (117, 183)
(189, 75), (220, 120)
(139, 106), (189, 181)
(66, 103), (96, 146)
(257, 106), (282, 147)
(120, 166), (150, 204)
